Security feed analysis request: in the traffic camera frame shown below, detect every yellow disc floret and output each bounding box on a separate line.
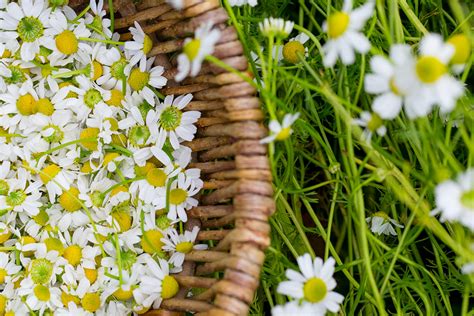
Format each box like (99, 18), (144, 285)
(0, 230), (11, 244)
(135, 162), (156, 177)
(92, 61), (103, 81)
(275, 127), (291, 141)
(0, 268), (7, 284)
(175, 241), (193, 254)
(128, 68), (150, 91)
(82, 292), (101, 312)
(113, 287), (134, 301)
(106, 89), (124, 107)
(59, 187), (82, 212)
(448, 34), (471, 65)
(416, 56), (447, 83)
(37, 98), (54, 116)
(169, 188), (187, 205)
(303, 277), (327, 303)
(40, 164), (61, 184)
(112, 210), (132, 232)
(84, 268), (98, 284)
(183, 39), (201, 60)
(283, 41), (305, 64)
(34, 284), (51, 301)
(63, 245), (82, 266)
(20, 236), (36, 256)
(146, 168), (167, 187)
(327, 12), (350, 38)
(61, 291), (80, 307)
(141, 229), (164, 254)
(161, 275), (179, 299)
(143, 35), (153, 55)
(80, 127), (100, 151)
(17, 94), (37, 116)
(0, 294), (6, 313)
(55, 30), (78, 55)
(44, 237), (64, 255)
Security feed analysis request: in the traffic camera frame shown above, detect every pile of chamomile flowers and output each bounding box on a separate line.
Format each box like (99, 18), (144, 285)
(0, 0), (223, 314)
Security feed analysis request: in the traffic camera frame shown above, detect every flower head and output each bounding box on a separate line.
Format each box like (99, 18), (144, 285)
(259, 18), (294, 39)
(260, 113), (300, 144)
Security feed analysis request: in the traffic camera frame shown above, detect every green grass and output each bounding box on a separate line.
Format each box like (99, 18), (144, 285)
(221, 0), (474, 314)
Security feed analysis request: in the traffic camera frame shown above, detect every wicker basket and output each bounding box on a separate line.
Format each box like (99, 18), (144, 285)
(70, 0), (275, 314)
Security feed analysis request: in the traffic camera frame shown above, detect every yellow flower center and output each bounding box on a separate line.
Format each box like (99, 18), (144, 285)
(373, 211), (390, 220)
(0, 230), (11, 244)
(183, 39), (201, 60)
(175, 241), (194, 254)
(112, 210), (132, 232)
(460, 190), (474, 209)
(84, 268), (98, 284)
(327, 12), (350, 38)
(59, 187), (82, 212)
(36, 98), (54, 116)
(135, 162), (156, 177)
(80, 127), (100, 151)
(103, 152), (120, 166)
(16, 94), (37, 116)
(143, 35), (153, 54)
(0, 294), (6, 313)
(146, 168), (167, 187)
(447, 34), (471, 65)
(61, 291), (80, 307)
(40, 164), (61, 184)
(81, 161), (94, 174)
(30, 258), (53, 284)
(92, 61), (103, 81)
(55, 30), (78, 55)
(113, 287), (134, 301)
(106, 89), (124, 107)
(141, 229), (164, 254)
(34, 284), (51, 302)
(283, 41), (306, 64)
(0, 180), (9, 195)
(1, 50), (11, 58)
(389, 78), (401, 95)
(416, 56), (447, 83)
(63, 245), (82, 266)
(111, 185), (128, 197)
(0, 268), (7, 284)
(44, 237), (64, 255)
(161, 275), (179, 299)
(275, 127), (292, 141)
(20, 236), (36, 256)
(169, 188), (188, 205)
(84, 89), (103, 108)
(303, 277), (327, 303)
(128, 68), (150, 91)
(81, 292), (101, 312)
(367, 113), (383, 132)
(111, 133), (128, 147)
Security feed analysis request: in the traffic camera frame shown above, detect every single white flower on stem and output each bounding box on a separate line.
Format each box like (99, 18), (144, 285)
(161, 226), (207, 268)
(322, 0), (374, 67)
(366, 211), (404, 236)
(352, 111), (386, 142)
(277, 254), (344, 314)
(260, 113), (300, 144)
(432, 168), (474, 232)
(365, 44), (413, 119)
(125, 22), (154, 67)
(272, 33), (310, 64)
(175, 21), (221, 82)
(397, 33), (464, 117)
(128, 57), (167, 105)
(259, 18), (294, 39)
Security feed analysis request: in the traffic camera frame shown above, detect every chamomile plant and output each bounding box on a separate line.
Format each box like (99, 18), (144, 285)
(0, 0), (211, 313)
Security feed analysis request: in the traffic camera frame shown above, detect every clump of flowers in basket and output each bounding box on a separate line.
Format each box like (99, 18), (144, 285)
(0, 0), (218, 314)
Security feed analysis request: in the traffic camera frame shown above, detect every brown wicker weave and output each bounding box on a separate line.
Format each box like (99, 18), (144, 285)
(70, 0), (275, 314)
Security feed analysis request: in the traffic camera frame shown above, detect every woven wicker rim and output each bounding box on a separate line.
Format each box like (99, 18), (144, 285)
(69, 0), (275, 314)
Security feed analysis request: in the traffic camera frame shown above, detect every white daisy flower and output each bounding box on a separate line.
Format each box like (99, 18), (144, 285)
(23, 242), (68, 284)
(276, 33), (310, 64)
(101, 266), (143, 302)
(260, 112), (300, 144)
(134, 255), (179, 309)
(59, 228), (98, 269)
(397, 33), (464, 117)
(277, 254), (344, 313)
(365, 44), (413, 120)
(175, 21), (221, 82)
(17, 278), (62, 313)
(366, 211), (404, 236)
(85, 0), (112, 38)
(0, 0), (51, 61)
(162, 226), (207, 268)
(2, 283), (29, 315)
(129, 164), (168, 204)
(37, 162), (75, 202)
(0, 252), (21, 284)
(229, 0), (258, 6)
(322, 0), (374, 67)
(272, 301), (324, 316)
(96, 46), (130, 91)
(352, 111), (386, 142)
(128, 57), (167, 104)
(259, 18), (294, 39)
(446, 33), (471, 74)
(42, 10), (92, 66)
(156, 172), (202, 222)
(125, 21), (154, 67)
(155, 94), (200, 149)
(432, 168), (474, 231)
(67, 75), (111, 121)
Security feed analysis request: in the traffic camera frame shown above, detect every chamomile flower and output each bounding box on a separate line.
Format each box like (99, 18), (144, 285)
(432, 168), (474, 231)
(25, 243), (68, 284)
(162, 227), (207, 267)
(365, 44), (413, 119)
(17, 278), (63, 313)
(0, 0), (52, 61)
(366, 212), (404, 236)
(352, 111), (386, 142)
(42, 10), (92, 66)
(260, 113), (300, 144)
(175, 21), (221, 82)
(125, 22), (154, 67)
(276, 33), (310, 64)
(96, 47), (129, 91)
(129, 165), (168, 204)
(322, 0), (374, 67)
(156, 94), (200, 149)
(446, 33), (471, 74)
(67, 75), (111, 121)
(37, 162), (75, 202)
(277, 254), (344, 314)
(128, 57), (167, 104)
(259, 18), (294, 39)
(272, 301), (324, 316)
(0, 252), (21, 284)
(85, 0), (112, 38)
